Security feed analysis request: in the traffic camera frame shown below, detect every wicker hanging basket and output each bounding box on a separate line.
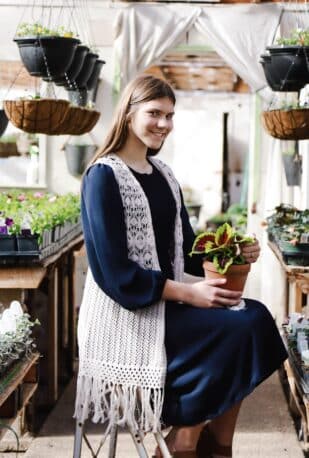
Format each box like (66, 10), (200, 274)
(49, 106), (87, 135)
(77, 109), (100, 134)
(262, 108), (309, 140)
(3, 99), (70, 134)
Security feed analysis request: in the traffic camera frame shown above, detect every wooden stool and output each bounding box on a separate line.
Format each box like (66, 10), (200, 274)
(73, 420), (172, 457)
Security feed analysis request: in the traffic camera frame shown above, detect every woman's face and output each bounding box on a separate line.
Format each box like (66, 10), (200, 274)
(127, 97), (175, 150)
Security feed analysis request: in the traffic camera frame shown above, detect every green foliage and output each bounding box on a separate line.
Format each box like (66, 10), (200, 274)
(276, 29), (309, 46)
(0, 190), (80, 242)
(0, 313), (39, 376)
(16, 22), (76, 38)
(190, 222), (254, 274)
(266, 204), (309, 245)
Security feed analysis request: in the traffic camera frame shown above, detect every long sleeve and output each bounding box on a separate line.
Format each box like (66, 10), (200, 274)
(181, 192), (204, 277)
(81, 163), (167, 310)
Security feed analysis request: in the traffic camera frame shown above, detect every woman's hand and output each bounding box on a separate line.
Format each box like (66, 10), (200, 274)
(241, 236), (261, 264)
(188, 278), (242, 309)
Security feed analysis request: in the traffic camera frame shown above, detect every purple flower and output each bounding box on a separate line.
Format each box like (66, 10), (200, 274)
(5, 217), (14, 227)
(21, 228), (31, 236)
(0, 226), (8, 234)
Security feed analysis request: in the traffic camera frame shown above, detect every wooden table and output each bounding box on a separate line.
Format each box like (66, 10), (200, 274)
(0, 235), (83, 406)
(269, 241), (309, 314)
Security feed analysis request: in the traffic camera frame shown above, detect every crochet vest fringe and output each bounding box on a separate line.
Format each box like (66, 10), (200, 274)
(74, 154), (184, 432)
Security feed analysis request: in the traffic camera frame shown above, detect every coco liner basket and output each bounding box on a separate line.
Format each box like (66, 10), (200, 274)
(51, 107), (100, 135)
(203, 261), (251, 292)
(3, 98), (70, 134)
(262, 108), (309, 140)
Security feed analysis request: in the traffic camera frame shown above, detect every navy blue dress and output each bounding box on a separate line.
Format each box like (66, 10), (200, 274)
(81, 162), (287, 427)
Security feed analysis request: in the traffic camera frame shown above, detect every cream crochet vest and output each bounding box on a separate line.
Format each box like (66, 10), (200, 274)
(75, 154), (184, 432)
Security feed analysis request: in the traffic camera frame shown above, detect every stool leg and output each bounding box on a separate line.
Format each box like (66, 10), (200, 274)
(128, 427), (149, 458)
(154, 432), (172, 458)
(108, 425), (118, 458)
(73, 420), (83, 458)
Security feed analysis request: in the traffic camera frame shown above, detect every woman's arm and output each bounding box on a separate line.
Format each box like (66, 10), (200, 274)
(162, 278), (243, 309)
(82, 164), (167, 310)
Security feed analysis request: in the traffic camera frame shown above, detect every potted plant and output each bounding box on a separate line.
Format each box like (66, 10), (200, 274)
(190, 223), (254, 291)
(14, 22), (80, 80)
(260, 29), (309, 92)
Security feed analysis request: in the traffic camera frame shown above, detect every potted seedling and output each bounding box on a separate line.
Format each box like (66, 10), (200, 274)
(14, 22), (79, 80)
(260, 29), (309, 92)
(190, 222), (254, 291)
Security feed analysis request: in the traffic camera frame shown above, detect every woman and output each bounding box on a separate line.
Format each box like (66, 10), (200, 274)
(75, 74), (287, 458)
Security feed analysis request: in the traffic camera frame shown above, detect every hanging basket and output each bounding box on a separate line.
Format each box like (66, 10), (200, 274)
(14, 36), (79, 80)
(86, 59), (105, 91)
(262, 108), (309, 140)
(0, 109), (9, 137)
(64, 144), (97, 176)
(77, 109), (100, 134)
(260, 46), (309, 92)
(49, 106), (100, 135)
(53, 44), (89, 87)
(282, 154), (302, 186)
(3, 98), (70, 134)
(72, 52), (98, 89)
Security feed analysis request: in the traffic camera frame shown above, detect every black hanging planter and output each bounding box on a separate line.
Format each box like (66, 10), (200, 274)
(282, 154), (302, 186)
(260, 46), (309, 92)
(71, 52), (98, 89)
(64, 144), (97, 176)
(53, 44), (89, 87)
(14, 36), (80, 80)
(0, 109), (9, 137)
(86, 59), (105, 91)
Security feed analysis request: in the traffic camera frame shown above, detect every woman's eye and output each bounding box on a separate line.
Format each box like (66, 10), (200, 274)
(149, 111), (159, 117)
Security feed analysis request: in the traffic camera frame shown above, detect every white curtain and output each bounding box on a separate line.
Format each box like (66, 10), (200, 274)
(195, 4), (282, 94)
(113, 4), (282, 95)
(113, 5), (201, 92)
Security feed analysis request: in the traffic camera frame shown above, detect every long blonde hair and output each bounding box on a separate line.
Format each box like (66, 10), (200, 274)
(89, 74), (176, 165)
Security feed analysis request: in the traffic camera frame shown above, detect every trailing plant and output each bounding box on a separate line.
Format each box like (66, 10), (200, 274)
(190, 223), (254, 274)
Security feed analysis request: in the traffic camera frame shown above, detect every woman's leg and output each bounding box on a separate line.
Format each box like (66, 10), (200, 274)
(209, 400), (242, 447)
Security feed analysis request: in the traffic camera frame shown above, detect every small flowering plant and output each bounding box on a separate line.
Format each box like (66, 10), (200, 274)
(190, 223), (254, 274)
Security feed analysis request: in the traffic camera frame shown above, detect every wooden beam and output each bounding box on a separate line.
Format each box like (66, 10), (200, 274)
(0, 267), (46, 289)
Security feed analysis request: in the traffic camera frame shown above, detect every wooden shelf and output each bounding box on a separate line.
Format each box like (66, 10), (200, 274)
(268, 241), (309, 275)
(0, 353), (39, 406)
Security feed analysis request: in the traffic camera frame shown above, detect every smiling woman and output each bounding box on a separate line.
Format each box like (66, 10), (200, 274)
(74, 74), (287, 458)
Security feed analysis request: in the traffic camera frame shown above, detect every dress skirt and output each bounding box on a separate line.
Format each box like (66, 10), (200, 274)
(162, 298), (287, 426)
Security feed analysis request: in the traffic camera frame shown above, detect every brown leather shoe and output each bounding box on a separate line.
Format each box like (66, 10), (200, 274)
(196, 424), (232, 458)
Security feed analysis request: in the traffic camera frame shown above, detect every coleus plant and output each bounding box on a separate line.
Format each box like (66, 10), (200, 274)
(190, 223), (254, 274)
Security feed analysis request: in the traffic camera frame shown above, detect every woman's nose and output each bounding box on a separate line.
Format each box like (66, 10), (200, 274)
(157, 116), (172, 129)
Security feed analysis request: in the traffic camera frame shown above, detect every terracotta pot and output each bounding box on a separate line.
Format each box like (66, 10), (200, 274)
(202, 260), (251, 292)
